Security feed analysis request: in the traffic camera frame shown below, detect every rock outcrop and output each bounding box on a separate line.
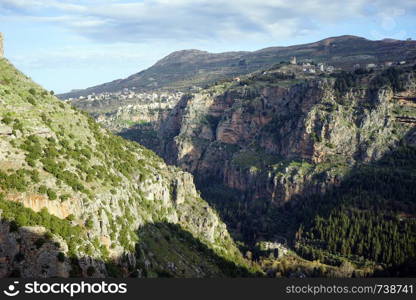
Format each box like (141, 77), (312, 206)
(158, 70), (413, 201)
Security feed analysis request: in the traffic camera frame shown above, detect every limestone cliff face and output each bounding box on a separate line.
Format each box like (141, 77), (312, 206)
(0, 59), (252, 278)
(157, 67), (416, 207)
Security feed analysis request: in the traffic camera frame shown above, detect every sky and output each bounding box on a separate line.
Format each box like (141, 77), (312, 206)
(0, 0), (415, 94)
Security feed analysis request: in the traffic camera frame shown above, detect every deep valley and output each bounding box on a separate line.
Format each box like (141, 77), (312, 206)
(0, 35), (415, 278)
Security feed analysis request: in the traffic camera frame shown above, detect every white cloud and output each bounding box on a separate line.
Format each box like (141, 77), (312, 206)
(0, 0), (86, 12)
(2, 0), (415, 56)
(1, 0), (413, 44)
(2, 0), (414, 92)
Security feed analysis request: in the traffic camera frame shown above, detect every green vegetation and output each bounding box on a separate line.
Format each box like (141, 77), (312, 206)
(232, 150), (282, 170)
(136, 222), (260, 278)
(85, 217), (94, 229)
(34, 238), (46, 249)
(332, 70), (362, 95)
(332, 66), (409, 98)
(0, 193), (83, 256)
(299, 208), (415, 266)
(288, 145), (416, 272)
(370, 67), (405, 93)
(203, 144), (416, 275)
(1, 114), (13, 125)
(0, 169), (28, 192)
(47, 189), (57, 200)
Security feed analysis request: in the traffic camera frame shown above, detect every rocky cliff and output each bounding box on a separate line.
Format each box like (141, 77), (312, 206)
(67, 56), (416, 275)
(158, 65), (413, 199)
(0, 58), (255, 278)
(124, 63), (414, 250)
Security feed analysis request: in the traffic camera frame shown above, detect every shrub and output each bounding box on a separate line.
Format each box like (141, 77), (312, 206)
(26, 158), (36, 167)
(0, 199), (83, 256)
(44, 232), (53, 240)
(27, 97), (36, 106)
(12, 119), (23, 132)
(105, 262), (122, 278)
(47, 189), (57, 200)
(34, 238), (46, 249)
(0, 170), (27, 192)
(66, 214), (75, 221)
(85, 217), (94, 229)
(38, 185), (48, 194)
(60, 194), (71, 202)
(57, 252), (65, 262)
(29, 170), (40, 183)
(1, 115), (13, 125)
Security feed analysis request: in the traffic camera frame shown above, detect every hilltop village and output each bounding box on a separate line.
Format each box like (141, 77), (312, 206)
(64, 55), (409, 103)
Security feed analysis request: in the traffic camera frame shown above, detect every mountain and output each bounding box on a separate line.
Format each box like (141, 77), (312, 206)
(74, 56), (416, 276)
(58, 35), (416, 99)
(0, 58), (257, 278)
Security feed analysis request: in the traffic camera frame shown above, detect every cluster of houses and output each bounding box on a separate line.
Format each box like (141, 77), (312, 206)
(65, 88), (184, 103)
(65, 56), (411, 103)
(257, 240), (289, 259)
(358, 60), (407, 70)
(302, 61), (335, 73)
(290, 55), (409, 74)
(290, 56), (335, 74)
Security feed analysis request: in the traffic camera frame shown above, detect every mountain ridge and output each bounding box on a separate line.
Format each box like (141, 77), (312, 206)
(59, 35), (416, 99)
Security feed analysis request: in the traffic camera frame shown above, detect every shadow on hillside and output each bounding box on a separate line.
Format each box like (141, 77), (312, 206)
(133, 222), (258, 278)
(0, 220), (257, 278)
(118, 123), (162, 155)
